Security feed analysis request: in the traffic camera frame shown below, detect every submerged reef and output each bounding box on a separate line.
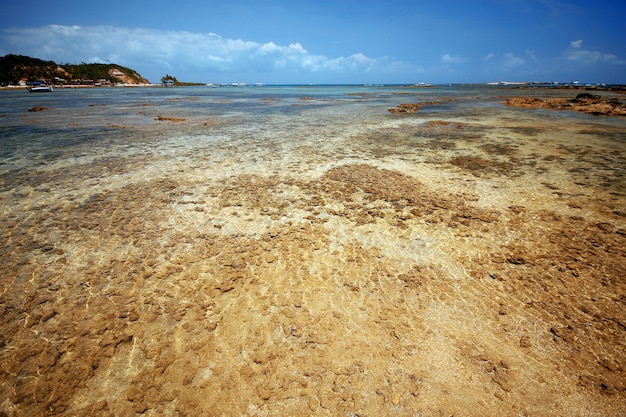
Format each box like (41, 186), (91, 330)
(388, 101), (442, 114)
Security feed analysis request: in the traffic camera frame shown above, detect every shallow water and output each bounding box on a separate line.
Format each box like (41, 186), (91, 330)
(1, 85), (625, 416)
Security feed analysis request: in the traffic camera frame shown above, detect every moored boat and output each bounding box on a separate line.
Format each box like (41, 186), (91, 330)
(28, 85), (54, 92)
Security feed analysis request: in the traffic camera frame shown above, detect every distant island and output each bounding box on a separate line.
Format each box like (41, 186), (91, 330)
(0, 54), (151, 87)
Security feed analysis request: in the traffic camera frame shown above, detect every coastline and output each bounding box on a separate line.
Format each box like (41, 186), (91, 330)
(0, 83), (162, 90)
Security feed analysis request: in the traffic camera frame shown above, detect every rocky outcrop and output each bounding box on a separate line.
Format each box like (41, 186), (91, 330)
(388, 101), (441, 114)
(503, 93), (626, 116)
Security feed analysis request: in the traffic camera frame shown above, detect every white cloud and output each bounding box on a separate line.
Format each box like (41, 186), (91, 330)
(570, 39), (583, 49)
(564, 39), (620, 64)
(441, 53), (469, 64)
(484, 53), (494, 61)
(504, 53), (525, 67)
(0, 25), (418, 81)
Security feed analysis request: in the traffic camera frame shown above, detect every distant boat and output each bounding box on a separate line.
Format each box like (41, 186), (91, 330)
(28, 85), (53, 92)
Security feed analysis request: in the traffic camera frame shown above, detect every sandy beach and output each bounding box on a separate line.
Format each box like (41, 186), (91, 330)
(0, 85), (625, 416)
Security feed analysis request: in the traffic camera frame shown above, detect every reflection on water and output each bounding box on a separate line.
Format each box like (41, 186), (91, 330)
(1, 85), (625, 416)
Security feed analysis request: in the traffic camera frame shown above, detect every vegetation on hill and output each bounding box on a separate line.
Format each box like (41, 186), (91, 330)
(64, 62), (149, 84)
(0, 55), (62, 85)
(0, 54), (150, 85)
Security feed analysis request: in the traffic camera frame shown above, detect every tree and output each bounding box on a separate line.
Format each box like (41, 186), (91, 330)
(161, 74), (178, 84)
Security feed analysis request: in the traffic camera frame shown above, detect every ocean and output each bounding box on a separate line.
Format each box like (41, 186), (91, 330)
(1, 84), (625, 416)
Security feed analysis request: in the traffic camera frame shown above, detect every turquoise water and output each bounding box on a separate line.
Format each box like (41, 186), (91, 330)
(2, 84), (622, 169)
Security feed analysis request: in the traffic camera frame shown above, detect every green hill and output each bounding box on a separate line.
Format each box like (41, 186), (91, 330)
(0, 54), (150, 85)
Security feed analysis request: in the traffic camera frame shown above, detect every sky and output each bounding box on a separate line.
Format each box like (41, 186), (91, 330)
(1, 0), (625, 84)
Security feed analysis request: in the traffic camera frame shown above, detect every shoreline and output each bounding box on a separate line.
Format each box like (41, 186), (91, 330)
(2, 83), (625, 91)
(0, 83), (162, 90)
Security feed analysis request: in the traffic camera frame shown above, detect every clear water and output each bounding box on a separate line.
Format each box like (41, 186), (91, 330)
(1, 85), (625, 416)
(3, 84), (622, 177)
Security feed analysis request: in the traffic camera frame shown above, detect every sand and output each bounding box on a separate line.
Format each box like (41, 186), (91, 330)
(1, 90), (625, 416)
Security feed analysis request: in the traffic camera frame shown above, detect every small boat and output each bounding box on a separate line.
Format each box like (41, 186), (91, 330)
(29, 85), (53, 92)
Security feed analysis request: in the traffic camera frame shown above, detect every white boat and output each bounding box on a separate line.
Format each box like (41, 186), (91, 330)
(28, 85), (53, 92)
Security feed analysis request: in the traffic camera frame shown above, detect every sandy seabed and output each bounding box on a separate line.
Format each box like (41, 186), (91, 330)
(1, 89), (625, 416)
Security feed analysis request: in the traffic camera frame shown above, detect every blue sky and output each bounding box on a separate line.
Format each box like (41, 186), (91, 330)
(1, 0), (625, 84)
